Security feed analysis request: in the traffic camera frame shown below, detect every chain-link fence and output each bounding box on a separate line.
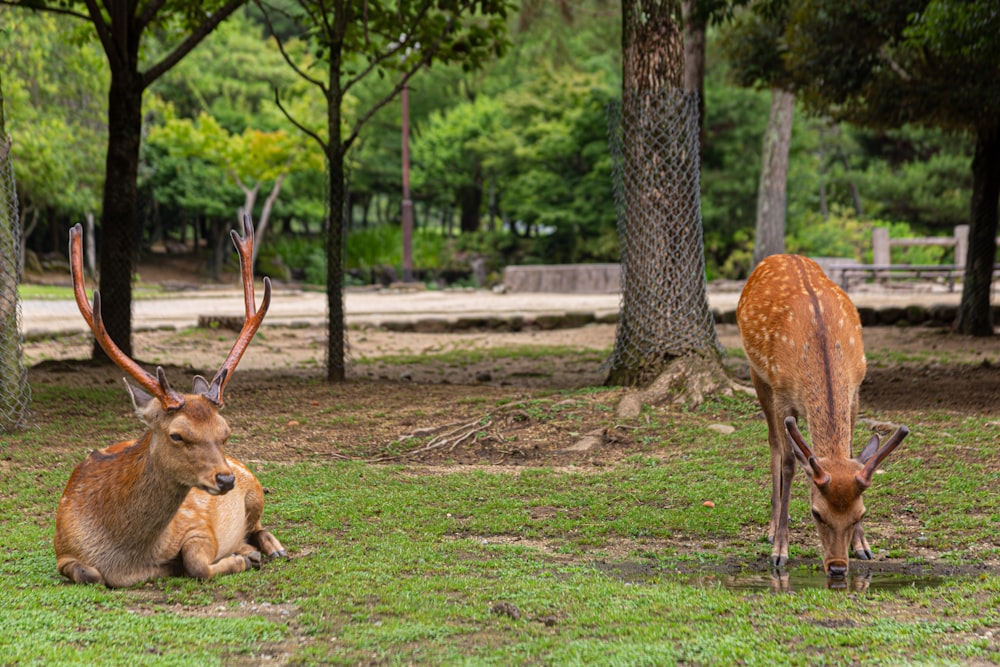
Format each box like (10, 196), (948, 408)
(1, 128), (32, 432)
(606, 87), (720, 385)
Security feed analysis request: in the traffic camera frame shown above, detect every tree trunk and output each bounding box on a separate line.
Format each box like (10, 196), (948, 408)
(956, 124), (1000, 337)
(326, 55), (347, 382)
(753, 87), (795, 267)
(458, 176), (482, 234)
(607, 0), (720, 388)
(252, 173), (286, 269)
(681, 0), (706, 164)
(95, 72), (144, 360)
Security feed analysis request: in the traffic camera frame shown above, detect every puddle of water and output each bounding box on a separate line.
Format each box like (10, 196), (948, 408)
(691, 570), (944, 593)
(592, 561), (946, 593)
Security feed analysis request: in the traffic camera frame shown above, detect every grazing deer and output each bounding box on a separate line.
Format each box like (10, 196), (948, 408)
(736, 254), (908, 577)
(55, 216), (286, 587)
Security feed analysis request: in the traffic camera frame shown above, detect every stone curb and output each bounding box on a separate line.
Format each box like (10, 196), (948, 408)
(349, 303), (992, 334)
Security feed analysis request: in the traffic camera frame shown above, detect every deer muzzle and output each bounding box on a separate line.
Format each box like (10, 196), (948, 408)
(826, 561), (848, 579)
(215, 472), (236, 494)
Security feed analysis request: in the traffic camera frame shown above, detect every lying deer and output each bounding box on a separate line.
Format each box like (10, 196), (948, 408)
(737, 254), (908, 578)
(55, 216), (286, 587)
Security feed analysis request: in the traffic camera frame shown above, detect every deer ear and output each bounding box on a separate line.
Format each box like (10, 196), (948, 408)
(124, 380), (157, 422)
(858, 433), (880, 464)
(192, 375), (211, 395)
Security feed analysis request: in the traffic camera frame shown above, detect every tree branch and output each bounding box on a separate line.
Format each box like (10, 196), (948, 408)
(274, 89), (327, 152)
(254, 0), (328, 91)
(80, 0), (118, 72)
(136, 0), (168, 33)
(342, 15), (455, 150)
(879, 46), (913, 82)
(141, 0), (247, 87)
(0, 0), (90, 20)
(342, 0), (440, 95)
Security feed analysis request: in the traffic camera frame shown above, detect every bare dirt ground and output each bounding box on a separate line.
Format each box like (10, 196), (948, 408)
(25, 319), (1000, 467)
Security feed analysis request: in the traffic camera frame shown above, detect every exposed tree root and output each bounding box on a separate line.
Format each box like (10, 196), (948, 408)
(615, 353), (754, 418)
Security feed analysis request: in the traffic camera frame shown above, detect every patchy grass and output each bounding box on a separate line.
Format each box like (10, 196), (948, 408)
(3, 337), (1000, 664)
(353, 344), (611, 367)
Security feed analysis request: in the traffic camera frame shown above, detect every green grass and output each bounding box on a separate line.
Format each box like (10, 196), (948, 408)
(2, 380), (998, 664)
(19, 283), (164, 300)
(353, 344), (611, 367)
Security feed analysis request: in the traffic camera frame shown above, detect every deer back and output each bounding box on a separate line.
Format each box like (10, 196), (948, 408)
(737, 254), (866, 456)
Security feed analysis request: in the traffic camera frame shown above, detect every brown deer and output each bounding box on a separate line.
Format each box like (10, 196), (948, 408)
(736, 254), (908, 578)
(55, 216), (286, 587)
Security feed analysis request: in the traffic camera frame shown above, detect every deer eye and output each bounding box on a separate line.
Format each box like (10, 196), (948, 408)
(811, 509), (825, 525)
(170, 433), (185, 443)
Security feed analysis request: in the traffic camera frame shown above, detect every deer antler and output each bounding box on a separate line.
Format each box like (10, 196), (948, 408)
(204, 214), (272, 406)
(857, 425), (909, 488)
(785, 417), (831, 487)
(69, 224), (186, 411)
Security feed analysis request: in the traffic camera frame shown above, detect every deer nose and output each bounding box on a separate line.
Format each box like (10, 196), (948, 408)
(216, 473), (236, 493)
(827, 563), (848, 578)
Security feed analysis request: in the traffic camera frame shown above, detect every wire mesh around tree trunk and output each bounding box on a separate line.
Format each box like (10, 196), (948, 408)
(0, 131), (33, 432)
(606, 87), (720, 386)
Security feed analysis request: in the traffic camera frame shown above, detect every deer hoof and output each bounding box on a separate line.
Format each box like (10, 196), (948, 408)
(269, 549), (288, 559)
(243, 551), (263, 570)
(771, 554), (788, 569)
(854, 548), (873, 561)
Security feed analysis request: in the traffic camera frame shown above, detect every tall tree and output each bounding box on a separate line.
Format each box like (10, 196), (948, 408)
(2, 0), (248, 359)
(608, 0), (725, 406)
(783, 0), (1000, 336)
(257, 0), (512, 382)
(0, 8), (107, 267)
(720, 2), (796, 265)
(681, 0), (745, 162)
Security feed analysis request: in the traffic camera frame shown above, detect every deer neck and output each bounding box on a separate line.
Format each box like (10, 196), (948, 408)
(803, 398), (856, 460)
(93, 432), (192, 546)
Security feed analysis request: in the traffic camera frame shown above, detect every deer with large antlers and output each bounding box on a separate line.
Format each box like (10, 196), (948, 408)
(737, 254), (908, 578)
(55, 216), (286, 587)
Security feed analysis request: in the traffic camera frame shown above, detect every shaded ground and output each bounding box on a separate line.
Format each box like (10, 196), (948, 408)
(25, 321), (1000, 466)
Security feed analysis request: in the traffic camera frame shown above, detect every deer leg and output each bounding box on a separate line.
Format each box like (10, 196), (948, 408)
(57, 557), (105, 585)
(181, 536), (257, 579)
(852, 522), (873, 560)
(242, 489), (287, 560)
(751, 373), (791, 568)
(249, 527), (287, 559)
(773, 446), (796, 568)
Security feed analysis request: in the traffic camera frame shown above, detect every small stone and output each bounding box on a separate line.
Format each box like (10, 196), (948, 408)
(490, 601), (522, 620)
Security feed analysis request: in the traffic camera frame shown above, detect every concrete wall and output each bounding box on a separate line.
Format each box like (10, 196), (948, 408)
(503, 263), (621, 293)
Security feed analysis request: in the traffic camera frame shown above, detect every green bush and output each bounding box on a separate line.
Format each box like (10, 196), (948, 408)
(787, 206), (873, 261)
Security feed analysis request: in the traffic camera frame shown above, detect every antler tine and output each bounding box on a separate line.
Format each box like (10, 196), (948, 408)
(68, 224), (185, 411)
(858, 425), (909, 488)
(784, 416), (830, 486)
(205, 215), (271, 405)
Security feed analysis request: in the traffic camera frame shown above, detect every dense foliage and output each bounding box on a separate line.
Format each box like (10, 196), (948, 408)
(0, 1), (980, 284)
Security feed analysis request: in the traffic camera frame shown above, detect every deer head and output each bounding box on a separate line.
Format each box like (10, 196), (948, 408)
(785, 417), (909, 576)
(68, 215), (271, 495)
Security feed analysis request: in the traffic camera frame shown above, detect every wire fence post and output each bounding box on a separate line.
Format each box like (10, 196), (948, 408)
(0, 87), (33, 432)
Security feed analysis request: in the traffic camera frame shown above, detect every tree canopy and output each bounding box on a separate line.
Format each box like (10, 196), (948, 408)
(2, 0), (990, 339)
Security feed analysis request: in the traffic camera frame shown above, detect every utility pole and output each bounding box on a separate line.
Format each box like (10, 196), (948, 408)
(401, 82), (414, 282)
